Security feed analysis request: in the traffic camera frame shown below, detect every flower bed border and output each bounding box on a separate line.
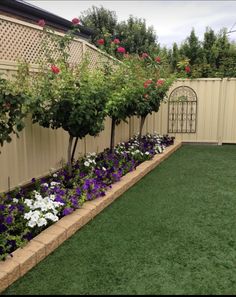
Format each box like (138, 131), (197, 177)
(0, 141), (182, 293)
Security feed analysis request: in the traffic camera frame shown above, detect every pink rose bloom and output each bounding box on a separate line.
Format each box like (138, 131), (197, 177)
(113, 38), (120, 44)
(156, 79), (165, 86)
(155, 56), (161, 63)
(97, 39), (105, 45)
(38, 19), (46, 27)
(117, 47), (126, 54)
(72, 18), (80, 25)
(142, 53), (149, 58)
(51, 65), (60, 74)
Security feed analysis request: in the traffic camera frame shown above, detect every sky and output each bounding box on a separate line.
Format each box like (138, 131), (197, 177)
(24, 0), (236, 48)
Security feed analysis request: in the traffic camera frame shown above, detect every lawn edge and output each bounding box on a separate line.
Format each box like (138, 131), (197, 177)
(0, 141), (182, 293)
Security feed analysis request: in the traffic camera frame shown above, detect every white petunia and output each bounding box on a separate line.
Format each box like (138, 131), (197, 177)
(28, 220), (37, 228)
(145, 152), (150, 155)
(102, 167), (106, 171)
(37, 218), (48, 227)
(84, 161), (90, 167)
(13, 198), (19, 203)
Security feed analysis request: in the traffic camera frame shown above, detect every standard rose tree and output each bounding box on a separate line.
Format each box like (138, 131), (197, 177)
(123, 54), (176, 138)
(29, 19), (108, 175)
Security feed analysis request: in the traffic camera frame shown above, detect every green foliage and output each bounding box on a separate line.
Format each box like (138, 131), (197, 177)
(0, 78), (27, 147)
(171, 27), (236, 78)
(30, 61), (107, 139)
(80, 5), (118, 45)
(105, 63), (136, 125)
(80, 6), (159, 57)
(123, 54), (175, 119)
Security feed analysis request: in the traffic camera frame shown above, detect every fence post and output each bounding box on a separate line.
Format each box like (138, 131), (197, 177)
(217, 78), (227, 145)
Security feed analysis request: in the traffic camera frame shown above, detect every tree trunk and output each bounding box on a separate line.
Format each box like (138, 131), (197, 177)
(110, 118), (116, 152)
(71, 137), (79, 163)
(68, 135), (74, 176)
(139, 115), (146, 141)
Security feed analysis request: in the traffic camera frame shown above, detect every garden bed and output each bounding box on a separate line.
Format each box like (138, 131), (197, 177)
(0, 135), (181, 293)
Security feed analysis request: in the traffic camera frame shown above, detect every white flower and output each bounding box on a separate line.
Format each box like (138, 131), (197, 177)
(24, 211), (33, 220)
(102, 167), (106, 171)
(37, 218), (47, 227)
(84, 161), (90, 167)
(28, 220), (37, 228)
(45, 213), (59, 222)
(41, 183), (49, 188)
(24, 199), (33, 207)
(13, 198), (19, 203)
(53, 173), (58, 178)
(145, 152), (150, 155)
(30, 211), (41, 222)
(51, 182), (60, 187)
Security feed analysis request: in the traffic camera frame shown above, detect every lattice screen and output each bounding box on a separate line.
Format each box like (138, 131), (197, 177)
(0, 18), (84, 65)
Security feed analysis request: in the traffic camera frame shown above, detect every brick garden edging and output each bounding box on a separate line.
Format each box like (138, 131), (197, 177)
(0, 141), (182, 293)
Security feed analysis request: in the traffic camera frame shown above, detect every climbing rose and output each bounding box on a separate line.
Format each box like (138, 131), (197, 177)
(117, 47), (126, 53)
(155, 56), (161, 63)
(185, 66), (191, 73)
(97, 39), (105, 45)
(72, 18), (80, 25)
(144, 79), (152, 88)
(142, 53), (149, 58)
(51, 65), (60, 74)
(113, 38), (120, 44)
(38, 19), (46, 27)
(156, 79), (165, 86)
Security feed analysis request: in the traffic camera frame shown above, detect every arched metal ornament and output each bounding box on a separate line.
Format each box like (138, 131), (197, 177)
(168, 86), (197, 133)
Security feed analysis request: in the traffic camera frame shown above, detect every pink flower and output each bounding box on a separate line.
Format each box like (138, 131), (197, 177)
(156, 79), (165, 86)
(113, 38), (120, 44)
(117, 47), (126, 54)
(155, 56), (161, 63)
(142, 53), (149, 59)
(38, 19), (46, 27)
(97, 39), (105, 45)
(51, 65), (60, 74)
(72, 18), (80, 25)
(185, 66), (191, 73)
(144, 79), (152, 88)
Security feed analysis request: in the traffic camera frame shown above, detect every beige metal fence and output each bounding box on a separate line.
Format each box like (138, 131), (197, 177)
(1, 15), (236, 193)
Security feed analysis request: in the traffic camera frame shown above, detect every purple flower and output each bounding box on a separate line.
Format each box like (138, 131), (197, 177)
(5, 216), (13, 225)
(0, 205), (5, 211)
(55, 195), (65, 204)
(62, 208), (73, 216)
(76, 188), (81, 196)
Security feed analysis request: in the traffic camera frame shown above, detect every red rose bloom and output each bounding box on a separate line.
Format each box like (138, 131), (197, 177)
(51, 65), (60, 74)
(38, 19), (46, 27)
(72, 18), (80, 25)
(117, 47), (126, 54)
(185, 66), (191, 73)
(144, 79), (152, 88)
(155, 56), (161, 63)
(113, 38), (120, 44)
(97, 39), (105, 45)
(156, 79), (165, 86)
(142, 53), (149, 58)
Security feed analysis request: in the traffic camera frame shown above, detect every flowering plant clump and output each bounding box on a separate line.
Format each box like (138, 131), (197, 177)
(0, 134), (174, 261)
(0, 77), (28, 148)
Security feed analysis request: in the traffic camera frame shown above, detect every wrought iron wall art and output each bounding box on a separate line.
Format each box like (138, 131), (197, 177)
(168, 86), (197, 133)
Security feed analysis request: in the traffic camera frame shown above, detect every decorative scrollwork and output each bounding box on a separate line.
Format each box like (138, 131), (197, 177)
(168, 86), (197, 133)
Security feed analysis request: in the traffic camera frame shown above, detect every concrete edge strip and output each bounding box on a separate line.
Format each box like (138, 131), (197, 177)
(0, 141), (182, 293)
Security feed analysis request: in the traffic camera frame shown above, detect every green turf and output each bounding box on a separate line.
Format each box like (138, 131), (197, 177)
(3, 145), (236, 295)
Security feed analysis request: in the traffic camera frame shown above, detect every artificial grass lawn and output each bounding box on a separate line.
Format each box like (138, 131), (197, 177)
(3, 145), (236, 295)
